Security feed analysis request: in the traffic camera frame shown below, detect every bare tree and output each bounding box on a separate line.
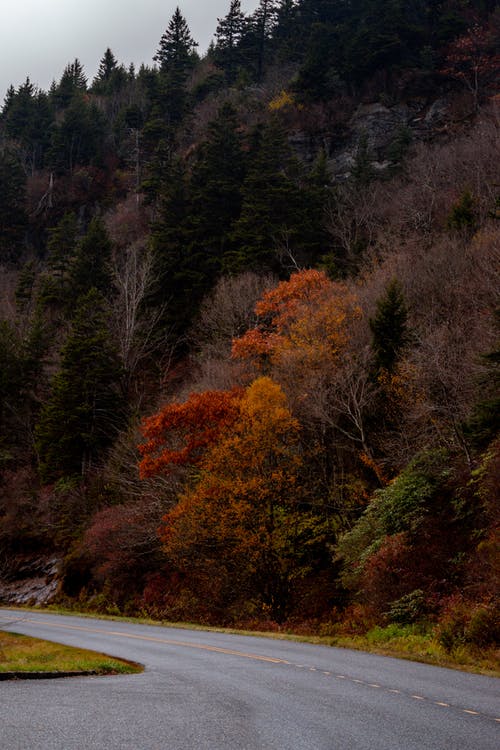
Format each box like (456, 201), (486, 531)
(111, 241), (171, 391)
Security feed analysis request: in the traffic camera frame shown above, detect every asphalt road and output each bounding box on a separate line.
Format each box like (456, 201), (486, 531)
(0, 608), (498, 750)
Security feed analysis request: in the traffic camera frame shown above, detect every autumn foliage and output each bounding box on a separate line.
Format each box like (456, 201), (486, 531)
(139, 387), (243, 478)
(152, 377), (327, 621)
(232, 269), (360, 369)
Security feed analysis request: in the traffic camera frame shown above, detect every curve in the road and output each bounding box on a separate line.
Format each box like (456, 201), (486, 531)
(0, 609), (498, 750)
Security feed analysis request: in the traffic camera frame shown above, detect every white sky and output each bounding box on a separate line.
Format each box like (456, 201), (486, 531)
(1, 0), (260, 99)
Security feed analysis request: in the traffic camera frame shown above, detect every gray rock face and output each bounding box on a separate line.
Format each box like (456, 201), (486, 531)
(0, 557), (60, 606)
(288, 98), (451, 181)
(349, 102), (412, 151)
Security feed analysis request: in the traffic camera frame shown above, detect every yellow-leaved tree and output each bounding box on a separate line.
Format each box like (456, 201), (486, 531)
(160, 376), (310, 622)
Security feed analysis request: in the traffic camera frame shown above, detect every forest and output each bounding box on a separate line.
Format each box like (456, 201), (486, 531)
(0, 0), (498, 659)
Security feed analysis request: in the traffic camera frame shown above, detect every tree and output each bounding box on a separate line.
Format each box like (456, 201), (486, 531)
(139, 387), (243, 478)
(187, 103), (246, 278)
(52, 59), (87, 109)
(214, 0), (246, 83)
(148, 157), (200, 336)
(232, 268), (358, 368)
(159, 377), (304, 621)
(69, 217), (113, 303)
(240, 0), (278, 81)
(441, 22), (500, 110)
(48, 96), (106, 174)
(229, 119), (324, 272)
(39, 212), (79, 306)
(2, 79), (53, 173)
(369, 279), (409, 377)
(0, 321), (24, 450)
(111, 240), (169, 388)
(465, 307), (500, 449)
(35, 289), (124, 482)
(154, 7), (198, 73)
(92, 48), (128, 94)
(0, 150), (28, 262)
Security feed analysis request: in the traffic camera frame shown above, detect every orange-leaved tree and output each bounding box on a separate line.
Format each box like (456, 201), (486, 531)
(232, 268), (360, 374)
(139, 387), (243, 478)
(159, 376), (310, 622)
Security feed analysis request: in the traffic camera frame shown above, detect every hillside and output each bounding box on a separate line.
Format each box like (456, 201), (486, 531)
(0, 1), (498, 658)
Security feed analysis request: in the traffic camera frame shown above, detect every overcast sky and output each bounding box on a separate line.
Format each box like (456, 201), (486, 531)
(1, 0), (260, 99)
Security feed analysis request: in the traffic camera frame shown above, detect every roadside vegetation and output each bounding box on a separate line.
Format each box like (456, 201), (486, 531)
(0, 1), (498, 654)
(13, 606), (494, 678)
(0, 630), (142, 675)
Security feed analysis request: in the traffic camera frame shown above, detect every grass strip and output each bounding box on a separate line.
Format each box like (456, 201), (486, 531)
(0, 630), (142, 676)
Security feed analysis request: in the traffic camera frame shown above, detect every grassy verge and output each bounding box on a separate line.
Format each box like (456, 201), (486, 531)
(0, 630), (142, 675)
(303, 626), (499, 678)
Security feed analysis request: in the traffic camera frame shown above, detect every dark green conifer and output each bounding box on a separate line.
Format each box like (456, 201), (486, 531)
(370, 278), (409, 376)
(188, 103), (246, 273)
(0, 151), (28, 262)
(214, 0), (246, 83)
(229, 118), (323, 272)
(153, 7), (198, 73)
(35, 289), (124, 482)
(68, 217), (112, 303)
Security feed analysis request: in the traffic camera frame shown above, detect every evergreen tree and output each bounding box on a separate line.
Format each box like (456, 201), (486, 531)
(214, 0), (246, 83)
(93, 48), (118, 87)
(2, 80), (53, 171)
(0, 320), (24, 453)
(52, 59), (87, 109)
(0, 150), (28, 262)
(188, 103), (246, 274)
(240, 0), (278, 81)
(35, 289), (124, 482)
(146, 9), (198, 145)
(149, 158), (198, 337)
(38, 213), (79, 307)
(68, 217), (113, 304)
(48, 96), (106, 173)
(370, 278), (409, 375)
(153, 7), (198, 73)
(92, 48), (127, 94)
(465, 308), (500, 449)
(273, 0), (301, 60)
(229, 119), (323, 272)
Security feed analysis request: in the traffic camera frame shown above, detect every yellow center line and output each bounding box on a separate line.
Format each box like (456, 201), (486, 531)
(25, 618), (288, 664)
(17, 617), (497, 724)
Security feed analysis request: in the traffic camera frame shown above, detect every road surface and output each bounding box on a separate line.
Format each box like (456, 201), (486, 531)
(0, 608), (498, 749)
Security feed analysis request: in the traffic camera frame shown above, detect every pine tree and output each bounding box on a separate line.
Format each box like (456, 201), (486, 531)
(48, 96), (106, 173)
(69, 217), (113, 303)
(52, 59), (87, 109)
(240, 0), (278, 81)
(35, 289), (124, 482)
(153, 7), (198, 73)
(214, 0), (246, 83)
(38, 213), (79, 307)
(93, 48), (118, 85)
(0, 150), (28, 262)
(0, 320), (24, 451)
(229, 118), (323, 272)
(92, 48), (127, 94)
(370, 278), (409, 375)
(188, 103), (246, 275)
(465, 307), (500, 448)
(149, 158), (197, 337)
(147, 9), (198, 142)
